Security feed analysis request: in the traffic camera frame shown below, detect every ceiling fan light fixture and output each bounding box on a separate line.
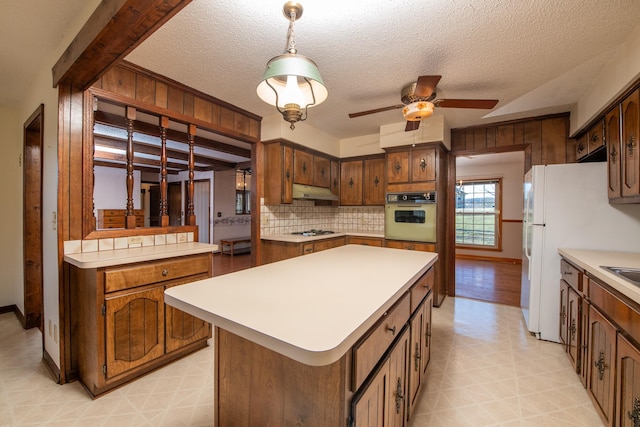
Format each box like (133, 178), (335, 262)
(257, 2), (327, 130)
(403, 101), (434, 121)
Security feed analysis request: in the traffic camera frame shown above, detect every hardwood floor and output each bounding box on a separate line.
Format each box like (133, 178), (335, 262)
(212, 252), (252, 276)
(454, 257), (522, 306)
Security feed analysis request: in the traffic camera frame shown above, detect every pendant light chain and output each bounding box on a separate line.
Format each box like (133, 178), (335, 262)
(286, 10), (297, 54)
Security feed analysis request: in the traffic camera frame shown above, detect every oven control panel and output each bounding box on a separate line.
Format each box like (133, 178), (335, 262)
(386, 192), (436, 203)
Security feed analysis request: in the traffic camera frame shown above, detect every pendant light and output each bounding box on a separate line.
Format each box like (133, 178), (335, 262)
(257, 2), (327, 130)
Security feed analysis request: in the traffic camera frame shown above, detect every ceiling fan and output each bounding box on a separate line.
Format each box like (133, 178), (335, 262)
(348, 75), (499, 131)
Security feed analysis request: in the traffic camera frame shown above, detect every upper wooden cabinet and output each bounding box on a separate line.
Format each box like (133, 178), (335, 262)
(263, 142), (294, 204)
(294, 149), (314, 185)
(621, 88), (640, 198)
(577, 120), (606, 161)
(607, 106), (622, 199)
(314, 156), (331, 188)
(363, 157), (386, 205)
(386, 145), (437, 193)
(340, 160), (364, 206)
(263, 141), (339, 204)
(340, 156), (386, 206)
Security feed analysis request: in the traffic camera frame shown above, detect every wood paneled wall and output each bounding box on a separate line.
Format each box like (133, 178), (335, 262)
(451, 113), (575, 171)
(91, 61), (261, 143)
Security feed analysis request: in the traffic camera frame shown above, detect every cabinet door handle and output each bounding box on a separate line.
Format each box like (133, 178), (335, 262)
(414, 342), (421, 371)
(162, 269), (169, 276)
(349, 177), (354, 188)
(374, 176), (379, 187)
(628, 136), (636, 156)
(394, 162), (401, 172)
(628, 397), (640, 427)
(594, 350), (606, 380)
(395, 377), (404, 414)
(385, 325), (396, 336)
(420, 158), (426, 171)
(569, 319), (576, 340)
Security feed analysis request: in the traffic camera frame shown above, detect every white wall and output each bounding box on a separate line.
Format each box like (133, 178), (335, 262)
(213, 169), (251, 246)
(456, 152), (525, 260)
(0, 106), (22, 308)
(571, 22), (640, 135)
(94, 166), (141, 211)
(10, 0), (102, 368)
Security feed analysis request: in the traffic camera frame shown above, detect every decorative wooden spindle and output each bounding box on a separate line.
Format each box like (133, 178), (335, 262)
(125, 106), (137, 229)
(186, 124), (196, 226)
(159, 116), (169, 227)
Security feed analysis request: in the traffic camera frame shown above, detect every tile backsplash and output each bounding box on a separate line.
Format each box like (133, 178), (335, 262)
(260, 199), (384, 235)
(63, 232), (195, 255)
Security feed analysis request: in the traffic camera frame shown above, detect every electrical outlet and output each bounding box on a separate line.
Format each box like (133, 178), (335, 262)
(177, 234), (187, 243)
(48, 319), (52, 337)
(53, 324), (58, 343)
(128, 236), (143, 245)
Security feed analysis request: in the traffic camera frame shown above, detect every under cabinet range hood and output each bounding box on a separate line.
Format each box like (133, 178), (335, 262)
(292, 184), (338, 201)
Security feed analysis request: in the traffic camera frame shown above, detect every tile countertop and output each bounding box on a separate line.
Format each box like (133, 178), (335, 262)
(64, 242), (218, 269)
(261, 230), (385, 243)
(165, 245), (437, 366)
(559, 248), (640, 304)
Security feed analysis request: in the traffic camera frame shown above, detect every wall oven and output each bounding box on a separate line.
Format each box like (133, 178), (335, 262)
(385, 192), (437, 243)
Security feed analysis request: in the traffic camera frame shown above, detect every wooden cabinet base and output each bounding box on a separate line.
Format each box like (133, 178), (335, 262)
(215, 328), (351, 427)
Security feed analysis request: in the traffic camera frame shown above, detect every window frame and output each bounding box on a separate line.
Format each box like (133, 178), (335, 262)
(455, 178), (503, 251)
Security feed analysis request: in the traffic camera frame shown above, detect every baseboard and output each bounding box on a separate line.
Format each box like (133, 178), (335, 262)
(43, 348), (61, 384)
(0, 304), (17, 315)
(455, 254), (522, 264)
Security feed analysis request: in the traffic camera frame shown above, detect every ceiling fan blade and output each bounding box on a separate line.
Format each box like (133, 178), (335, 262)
(436, 99), (499, 109)
(348, 104), (405, 118)
(405, 121), (420, 132)
(414, 75), (442, 98)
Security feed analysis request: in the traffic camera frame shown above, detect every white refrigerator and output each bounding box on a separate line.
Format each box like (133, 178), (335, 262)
(521, 162), (640, 342)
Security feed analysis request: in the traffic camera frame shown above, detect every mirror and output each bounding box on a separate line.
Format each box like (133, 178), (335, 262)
(91, 97), (252, 231)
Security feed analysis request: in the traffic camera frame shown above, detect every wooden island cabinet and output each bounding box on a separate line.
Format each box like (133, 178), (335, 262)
(165, 245), (437, 427)
(66, 250), (213, 397)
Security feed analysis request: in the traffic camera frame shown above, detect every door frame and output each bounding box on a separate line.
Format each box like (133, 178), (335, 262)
(23, 104), (44, 331)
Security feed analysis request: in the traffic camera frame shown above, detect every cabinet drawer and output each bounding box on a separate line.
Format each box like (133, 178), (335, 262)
(352, 292), (410, 391)
(347, 236), (383, 247)
(561, 259), (582, 293)
(104, 254), (210, 293)
(385, 240), (436, 252)
(410, 268), (434, 313)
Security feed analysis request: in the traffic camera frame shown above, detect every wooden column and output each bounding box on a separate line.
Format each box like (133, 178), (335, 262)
(159, 116), (169, 227)
(186, 124), (196, 226)
(125, 106), (136, 229)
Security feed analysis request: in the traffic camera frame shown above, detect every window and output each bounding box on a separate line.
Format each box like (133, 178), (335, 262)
(455, 178), (502, 249)
(235, 170), (251, 215)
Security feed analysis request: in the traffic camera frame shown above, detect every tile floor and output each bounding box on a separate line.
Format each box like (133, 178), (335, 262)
(1, 297), (603, 426)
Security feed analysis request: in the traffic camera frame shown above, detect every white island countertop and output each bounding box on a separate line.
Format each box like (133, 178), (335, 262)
(559, 248), (640, 304)
(64, 242), (218, 269)
(165, 244), (437, 366)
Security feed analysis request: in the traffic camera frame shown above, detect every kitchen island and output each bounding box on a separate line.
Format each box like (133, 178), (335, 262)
(165, 244), (437, 426)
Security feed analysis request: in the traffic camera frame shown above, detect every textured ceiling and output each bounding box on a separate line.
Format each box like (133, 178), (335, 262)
(3, 1), (640, 142)
(125, 0), (640, 139)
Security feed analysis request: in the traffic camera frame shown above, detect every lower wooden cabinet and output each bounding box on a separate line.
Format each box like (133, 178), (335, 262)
(588, 304), (617, 425)
(261, 236), (347, 264)
(353, 358), (389, 427)
(347, 236), (384, 247)
(617, 333), (640, 427)
(70, 252), (212, 397)
(408, 291), (432, 419)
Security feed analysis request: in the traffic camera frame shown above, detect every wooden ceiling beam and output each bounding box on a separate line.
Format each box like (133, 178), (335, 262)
(94, 134), (236, 170)
(53, 0), (192, 88)
(94, 110), (251, 158)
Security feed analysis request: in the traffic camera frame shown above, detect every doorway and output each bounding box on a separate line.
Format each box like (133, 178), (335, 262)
(22, 104), (44, 331)
(454, 151), (525, 306)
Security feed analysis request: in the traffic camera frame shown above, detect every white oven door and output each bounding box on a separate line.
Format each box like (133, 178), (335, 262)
(385, 204), (437, 243)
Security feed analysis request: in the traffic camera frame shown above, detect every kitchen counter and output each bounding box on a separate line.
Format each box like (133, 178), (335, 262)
(261, 229), (384, 243)
(559, 248), (640, 304)
(165, 244), (436, 366)
(64, 242), (218, 269)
